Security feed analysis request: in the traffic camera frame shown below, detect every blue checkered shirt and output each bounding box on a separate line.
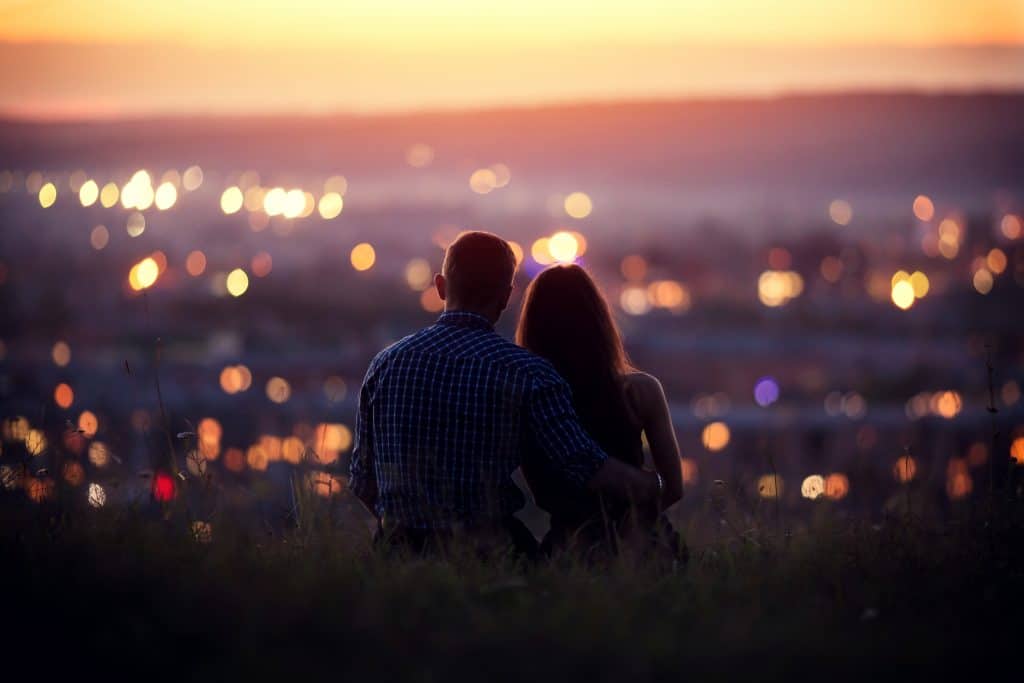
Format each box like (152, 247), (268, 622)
(348, 310), (609, 529)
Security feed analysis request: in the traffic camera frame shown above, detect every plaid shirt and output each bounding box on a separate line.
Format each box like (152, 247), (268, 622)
(348, 310), (608, 529)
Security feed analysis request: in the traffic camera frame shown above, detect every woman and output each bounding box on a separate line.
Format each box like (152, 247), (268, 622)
(516, 264), (683, 555)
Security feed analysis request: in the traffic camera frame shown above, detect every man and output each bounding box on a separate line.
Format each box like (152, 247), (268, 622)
(348, 231), (662, 554)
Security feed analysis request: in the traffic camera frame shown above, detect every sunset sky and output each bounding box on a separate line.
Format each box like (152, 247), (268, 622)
(1, 0), (1022, 118)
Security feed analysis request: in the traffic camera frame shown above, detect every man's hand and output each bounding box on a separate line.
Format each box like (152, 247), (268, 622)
(586, 458), (661, 504)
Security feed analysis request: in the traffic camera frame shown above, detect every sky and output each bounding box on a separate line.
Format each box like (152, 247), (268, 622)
(1, 0), (1022, 118)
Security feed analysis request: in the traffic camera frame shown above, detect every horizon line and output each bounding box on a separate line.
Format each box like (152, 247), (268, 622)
(2, 87), (1023, 125)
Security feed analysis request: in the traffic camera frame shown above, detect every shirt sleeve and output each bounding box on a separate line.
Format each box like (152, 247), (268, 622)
(525, 364), (608, 489)
(348, 354), (381, 505)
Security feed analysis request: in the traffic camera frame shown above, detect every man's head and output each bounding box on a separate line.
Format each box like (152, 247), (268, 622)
(436, 231), (517, 322)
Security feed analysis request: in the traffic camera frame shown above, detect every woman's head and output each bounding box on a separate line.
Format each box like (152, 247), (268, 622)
(516, 265), (635, 455)
(516, 264), (630, 379)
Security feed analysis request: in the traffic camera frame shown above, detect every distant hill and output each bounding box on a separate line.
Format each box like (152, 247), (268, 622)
(2, 93), (1022, 213)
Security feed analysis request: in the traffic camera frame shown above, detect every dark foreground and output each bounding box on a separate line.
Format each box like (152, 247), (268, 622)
(5, 493), (1023, 682)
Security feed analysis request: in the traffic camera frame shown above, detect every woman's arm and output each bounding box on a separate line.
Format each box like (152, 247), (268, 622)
(627, 372), (683, 509)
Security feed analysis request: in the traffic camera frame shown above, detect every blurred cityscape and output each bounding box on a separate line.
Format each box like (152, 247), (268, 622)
(1, 94), (1022, 529)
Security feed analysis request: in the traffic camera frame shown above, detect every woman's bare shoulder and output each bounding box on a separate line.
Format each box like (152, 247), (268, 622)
(621, 371), (666, 418)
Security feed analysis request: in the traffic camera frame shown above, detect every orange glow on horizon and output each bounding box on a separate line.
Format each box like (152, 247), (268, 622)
(0, 2), (1020, 117)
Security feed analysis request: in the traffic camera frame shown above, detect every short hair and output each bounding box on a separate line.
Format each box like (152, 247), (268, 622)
(442, 231), (516, 308)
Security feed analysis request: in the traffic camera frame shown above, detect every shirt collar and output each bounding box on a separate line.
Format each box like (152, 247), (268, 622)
(436, 310), (495, 331)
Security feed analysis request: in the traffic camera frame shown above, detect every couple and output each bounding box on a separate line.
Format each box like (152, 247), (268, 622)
(348, 231), (683, 557)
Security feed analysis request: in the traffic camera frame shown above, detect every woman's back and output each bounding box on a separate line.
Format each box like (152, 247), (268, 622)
(516, 264), (684, 551)
(521, 371), (667, 537)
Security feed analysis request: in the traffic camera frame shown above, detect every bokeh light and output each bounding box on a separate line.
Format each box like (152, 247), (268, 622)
(226, 268), (249, 296)
(912, 194), (935, 221)
(39, 181), (57, 208)
(828, 199), (852, 225)
(350, 243), (376, 271)
(54, 382), (74, 409)
(753, 377), (779, 407)
(701, 421), (730, 452)
(79, 179), (98, 206)
(563, 192), (593, 219)
(186, 250), (207, 276)
(52, 340), (71, 366)
(801, 474), (825, 499)
(220, 186), (244, 214)
(266, 377), (291, 404)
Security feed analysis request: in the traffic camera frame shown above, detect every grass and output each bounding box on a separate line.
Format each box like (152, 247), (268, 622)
(4, 480), (1022, 681)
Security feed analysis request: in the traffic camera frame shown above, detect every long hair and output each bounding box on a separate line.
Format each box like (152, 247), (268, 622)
(516, 264), (637, 459)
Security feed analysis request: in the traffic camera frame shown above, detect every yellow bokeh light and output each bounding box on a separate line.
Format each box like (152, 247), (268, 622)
(508, 241), (524, 267)
(619, 286), (651, 315)
(469, 168), (497, 194)
(220, 186), (244, 214)
(280, 436), (302, 464)
(758, 270), (803, 307)
(129, 257), (159, 291)
(315, 423), (353, 453)
(563, 191), (593, 219)
(99, 182), (119, 208)
(263, 187), (286, 216)
(647, 280), (691, 311)
(318, 192), (344, 219)
(531, 237), (554, 266)
(757, 474), (783, 499)
(282, 188), (305, 218)
(405, 258), (433, 291)
(828, 199), (852, 225)
(891, 279), (915, 310)
(79, 179), (98, 207)
(350, 243), (376, 271)
(25, 429), (47, 456)
(933, 390), (962, 419)
(801, 474), (825, 499)
(701, 421), (730, 451)
(244, 186), (266, 212)
(547, 231), (579, 263)
(246, 444), (269, 471)
(39, 182), (57, 208)
(909, 271), (929, 298)
(88, 441), (110, 467)
(266, 376), (291, 404)
(126, 211), (145, 237)
(973, 268), (993, 294)
(182, 165), (204, 191)
(226, 268), (249, 297)
(912, 194), (934, 221)
(154, 181), (177, 210)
